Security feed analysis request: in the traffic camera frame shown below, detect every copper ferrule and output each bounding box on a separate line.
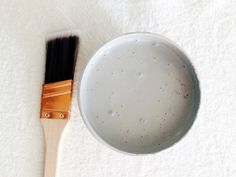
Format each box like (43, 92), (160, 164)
(40, 79), (73, 119)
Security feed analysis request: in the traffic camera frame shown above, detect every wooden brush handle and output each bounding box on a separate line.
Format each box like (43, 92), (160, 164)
(41, 119), (67, 177)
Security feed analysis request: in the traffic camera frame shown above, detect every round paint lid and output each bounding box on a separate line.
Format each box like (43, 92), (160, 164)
(79, 33), (200, 154)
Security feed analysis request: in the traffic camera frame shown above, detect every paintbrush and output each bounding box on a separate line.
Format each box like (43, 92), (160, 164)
(40, 34), (79, 177)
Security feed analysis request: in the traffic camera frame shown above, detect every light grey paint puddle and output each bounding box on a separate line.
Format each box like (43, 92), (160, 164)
(79, 33), (200, 154)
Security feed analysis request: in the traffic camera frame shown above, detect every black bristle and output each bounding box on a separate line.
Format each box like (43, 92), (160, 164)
(44, 36), (79, 84)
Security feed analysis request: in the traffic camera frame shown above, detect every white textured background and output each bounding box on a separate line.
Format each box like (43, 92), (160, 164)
(0, 0), (236, 177)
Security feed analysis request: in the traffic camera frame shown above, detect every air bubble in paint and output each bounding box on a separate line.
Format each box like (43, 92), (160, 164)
(153, 56), (158, 62)
(152, 42), (157, 46)
(138, 72), (143, 78)
(116, 112), (120, 117)
(108, 110), (116, 117)
(184, 93), (189, 99)
(139, 118), (147, 124)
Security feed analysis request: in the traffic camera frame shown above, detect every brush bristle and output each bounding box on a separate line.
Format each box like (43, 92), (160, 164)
(44, 36), (79, 84)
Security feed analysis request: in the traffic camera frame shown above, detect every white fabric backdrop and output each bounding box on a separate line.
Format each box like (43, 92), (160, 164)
(0, 0), (236, 177)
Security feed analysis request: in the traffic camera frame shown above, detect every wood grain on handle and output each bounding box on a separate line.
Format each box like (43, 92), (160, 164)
(41, 119), (67, 177)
